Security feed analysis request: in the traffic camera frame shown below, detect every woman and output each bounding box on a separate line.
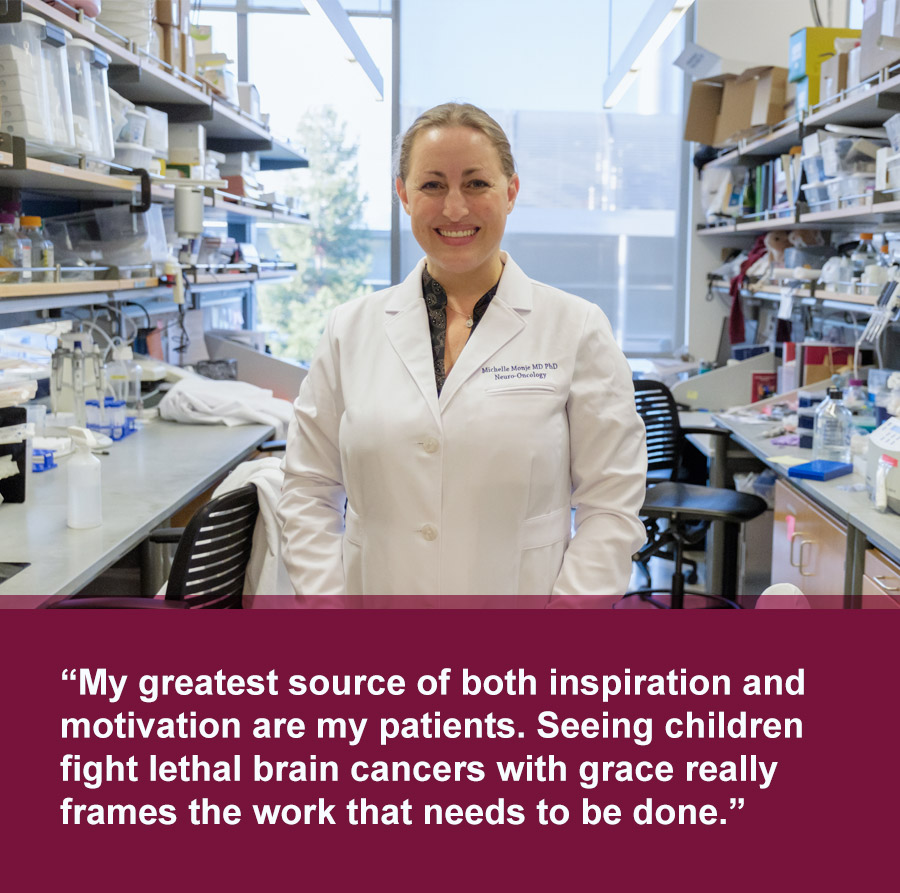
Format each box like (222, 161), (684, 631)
(277, 102), (647, 607)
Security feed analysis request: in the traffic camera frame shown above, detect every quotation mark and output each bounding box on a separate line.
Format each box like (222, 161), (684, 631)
(720, 798), (745, 823)
(61, 669), (76, 681)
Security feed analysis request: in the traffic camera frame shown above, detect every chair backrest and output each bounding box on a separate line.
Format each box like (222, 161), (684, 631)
(633, 379), (683, 481)
(166, 483), (259, 608)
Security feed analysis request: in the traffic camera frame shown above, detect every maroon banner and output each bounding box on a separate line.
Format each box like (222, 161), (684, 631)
(2, 609), (896, 891)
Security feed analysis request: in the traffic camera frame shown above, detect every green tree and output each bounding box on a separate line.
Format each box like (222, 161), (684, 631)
(257, 106), (372, 360)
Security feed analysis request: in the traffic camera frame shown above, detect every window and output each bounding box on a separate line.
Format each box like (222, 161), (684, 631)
(240, 5), (393, 359)
(398, 0), (686, 355)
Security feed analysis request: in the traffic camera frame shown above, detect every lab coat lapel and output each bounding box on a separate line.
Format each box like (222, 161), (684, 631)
(438, 254), (531, 411)
(383, 260), (441, 424)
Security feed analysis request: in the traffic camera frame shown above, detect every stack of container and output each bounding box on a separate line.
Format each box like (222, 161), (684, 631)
(97, 0), (154, 53)
(66, 38), (115, 166)
(0, 14), (75, 157)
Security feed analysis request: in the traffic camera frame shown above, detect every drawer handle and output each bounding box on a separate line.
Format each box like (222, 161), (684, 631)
(798, 539), (816, 577)
(789, 532), (803, 567)
(873, 575), (900, 592)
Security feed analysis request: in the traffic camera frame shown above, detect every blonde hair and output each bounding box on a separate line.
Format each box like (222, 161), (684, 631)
(394, 102), (516, 183)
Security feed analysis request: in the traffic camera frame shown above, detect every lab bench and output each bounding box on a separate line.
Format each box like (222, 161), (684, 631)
(702, 413), (900, 604)
(0, 418), (274, 607)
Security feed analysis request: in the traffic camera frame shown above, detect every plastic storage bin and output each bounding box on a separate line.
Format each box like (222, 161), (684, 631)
(114, 140), (153, 170)
(0, 13), (53, 144)
(802, 154), (826, 184)
(886, 112), (900, 152)
(66, 38), (99, 155)
(87, 46), (115, 163)
(826, 173), (875, 208)
(39, 26), (76, 155)
(97, 0), (153, 53)
(44, 204), (168, 272)
(137, 105), (168, 159)
(801, 180), (835, 211)
(107, 87), (134, 141)
(821, 136), (882, 177)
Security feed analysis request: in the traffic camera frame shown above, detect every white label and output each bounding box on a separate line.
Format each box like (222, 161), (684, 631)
(778, 286), (794, 320)
(673, 42), (721, 78)
(871, 416), (900, 450)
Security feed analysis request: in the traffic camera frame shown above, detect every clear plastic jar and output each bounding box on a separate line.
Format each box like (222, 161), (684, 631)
(19, 216), (52, 282)
(0, 212), (30, 282)
(850, 233), (878, 278)
(66, 38), (99, 156)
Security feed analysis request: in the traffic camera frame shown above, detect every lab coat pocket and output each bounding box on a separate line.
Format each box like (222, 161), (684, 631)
(517, 507), (571, 595)
(344, 505), (364, 545)
(486, 384), (556, 395)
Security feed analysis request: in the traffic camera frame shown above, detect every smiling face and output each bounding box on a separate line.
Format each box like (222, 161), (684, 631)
(396, 125), (519, 290)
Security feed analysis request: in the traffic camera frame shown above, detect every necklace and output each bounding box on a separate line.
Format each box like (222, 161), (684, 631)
(446, 303), (474, 328)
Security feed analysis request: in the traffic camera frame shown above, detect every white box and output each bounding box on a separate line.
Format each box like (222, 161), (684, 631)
(237, 82), (260, 119)
(167, 121), (205, 165)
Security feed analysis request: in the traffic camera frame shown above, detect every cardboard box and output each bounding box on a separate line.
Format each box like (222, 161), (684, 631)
(860, 0), (900, 82)
(820, 52), (849, 103)
(684, 66), (788, 147)
(168, 122), (206, 165)
(155, 0), (179, 26)
(181, 30), (196, 78)
(178, 0), (191, 33)
(162, 23), (181, 70)
(848, 43), (862, 89)
(223, 175), (261, 200)
(151, 22), (165, 60)
(789, 27), (861, 82)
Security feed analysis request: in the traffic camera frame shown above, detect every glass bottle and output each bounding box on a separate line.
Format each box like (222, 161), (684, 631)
(0, 213), (30, 283)
(813, 386), (853, 464)
(19, 216), (53, 283)
(850, 233), (878, 279)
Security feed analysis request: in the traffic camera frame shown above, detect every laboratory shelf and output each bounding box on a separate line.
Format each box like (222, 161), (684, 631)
(709, 278), (880, 310)
(705, 121), (800, 169)
(696, 215), (797, 235)
(799, 197), (900, 227)
(805, 70), (900, 128)
(23, 0), (305, 159)
(0, 278), (158, 302)
(259, 139), (309, 171)
(0, 156), (142, 200)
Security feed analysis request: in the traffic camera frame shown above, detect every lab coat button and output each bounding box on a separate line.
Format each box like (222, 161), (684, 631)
(423, 437), (439, 454)
(421, 524), (438, 541)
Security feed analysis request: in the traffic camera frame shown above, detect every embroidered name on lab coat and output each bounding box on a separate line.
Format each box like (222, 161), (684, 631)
(482, 362), (558, 381)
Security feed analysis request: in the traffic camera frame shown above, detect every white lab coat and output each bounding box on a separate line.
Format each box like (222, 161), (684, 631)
(277, 253), (647, 608)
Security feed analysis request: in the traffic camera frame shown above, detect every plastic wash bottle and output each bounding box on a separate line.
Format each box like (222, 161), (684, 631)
(67, 426), (102, 529)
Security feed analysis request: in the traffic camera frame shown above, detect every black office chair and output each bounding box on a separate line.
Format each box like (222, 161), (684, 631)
(50, 483), (259, 609)
(625, 379), (767, 609)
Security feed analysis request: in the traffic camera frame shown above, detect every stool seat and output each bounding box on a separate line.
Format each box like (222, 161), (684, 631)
(641, 481), (768, 524)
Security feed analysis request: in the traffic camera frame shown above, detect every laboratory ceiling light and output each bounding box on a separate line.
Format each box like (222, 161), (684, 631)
(302, 0), (384, 100)
(602, 0), (696, 109)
